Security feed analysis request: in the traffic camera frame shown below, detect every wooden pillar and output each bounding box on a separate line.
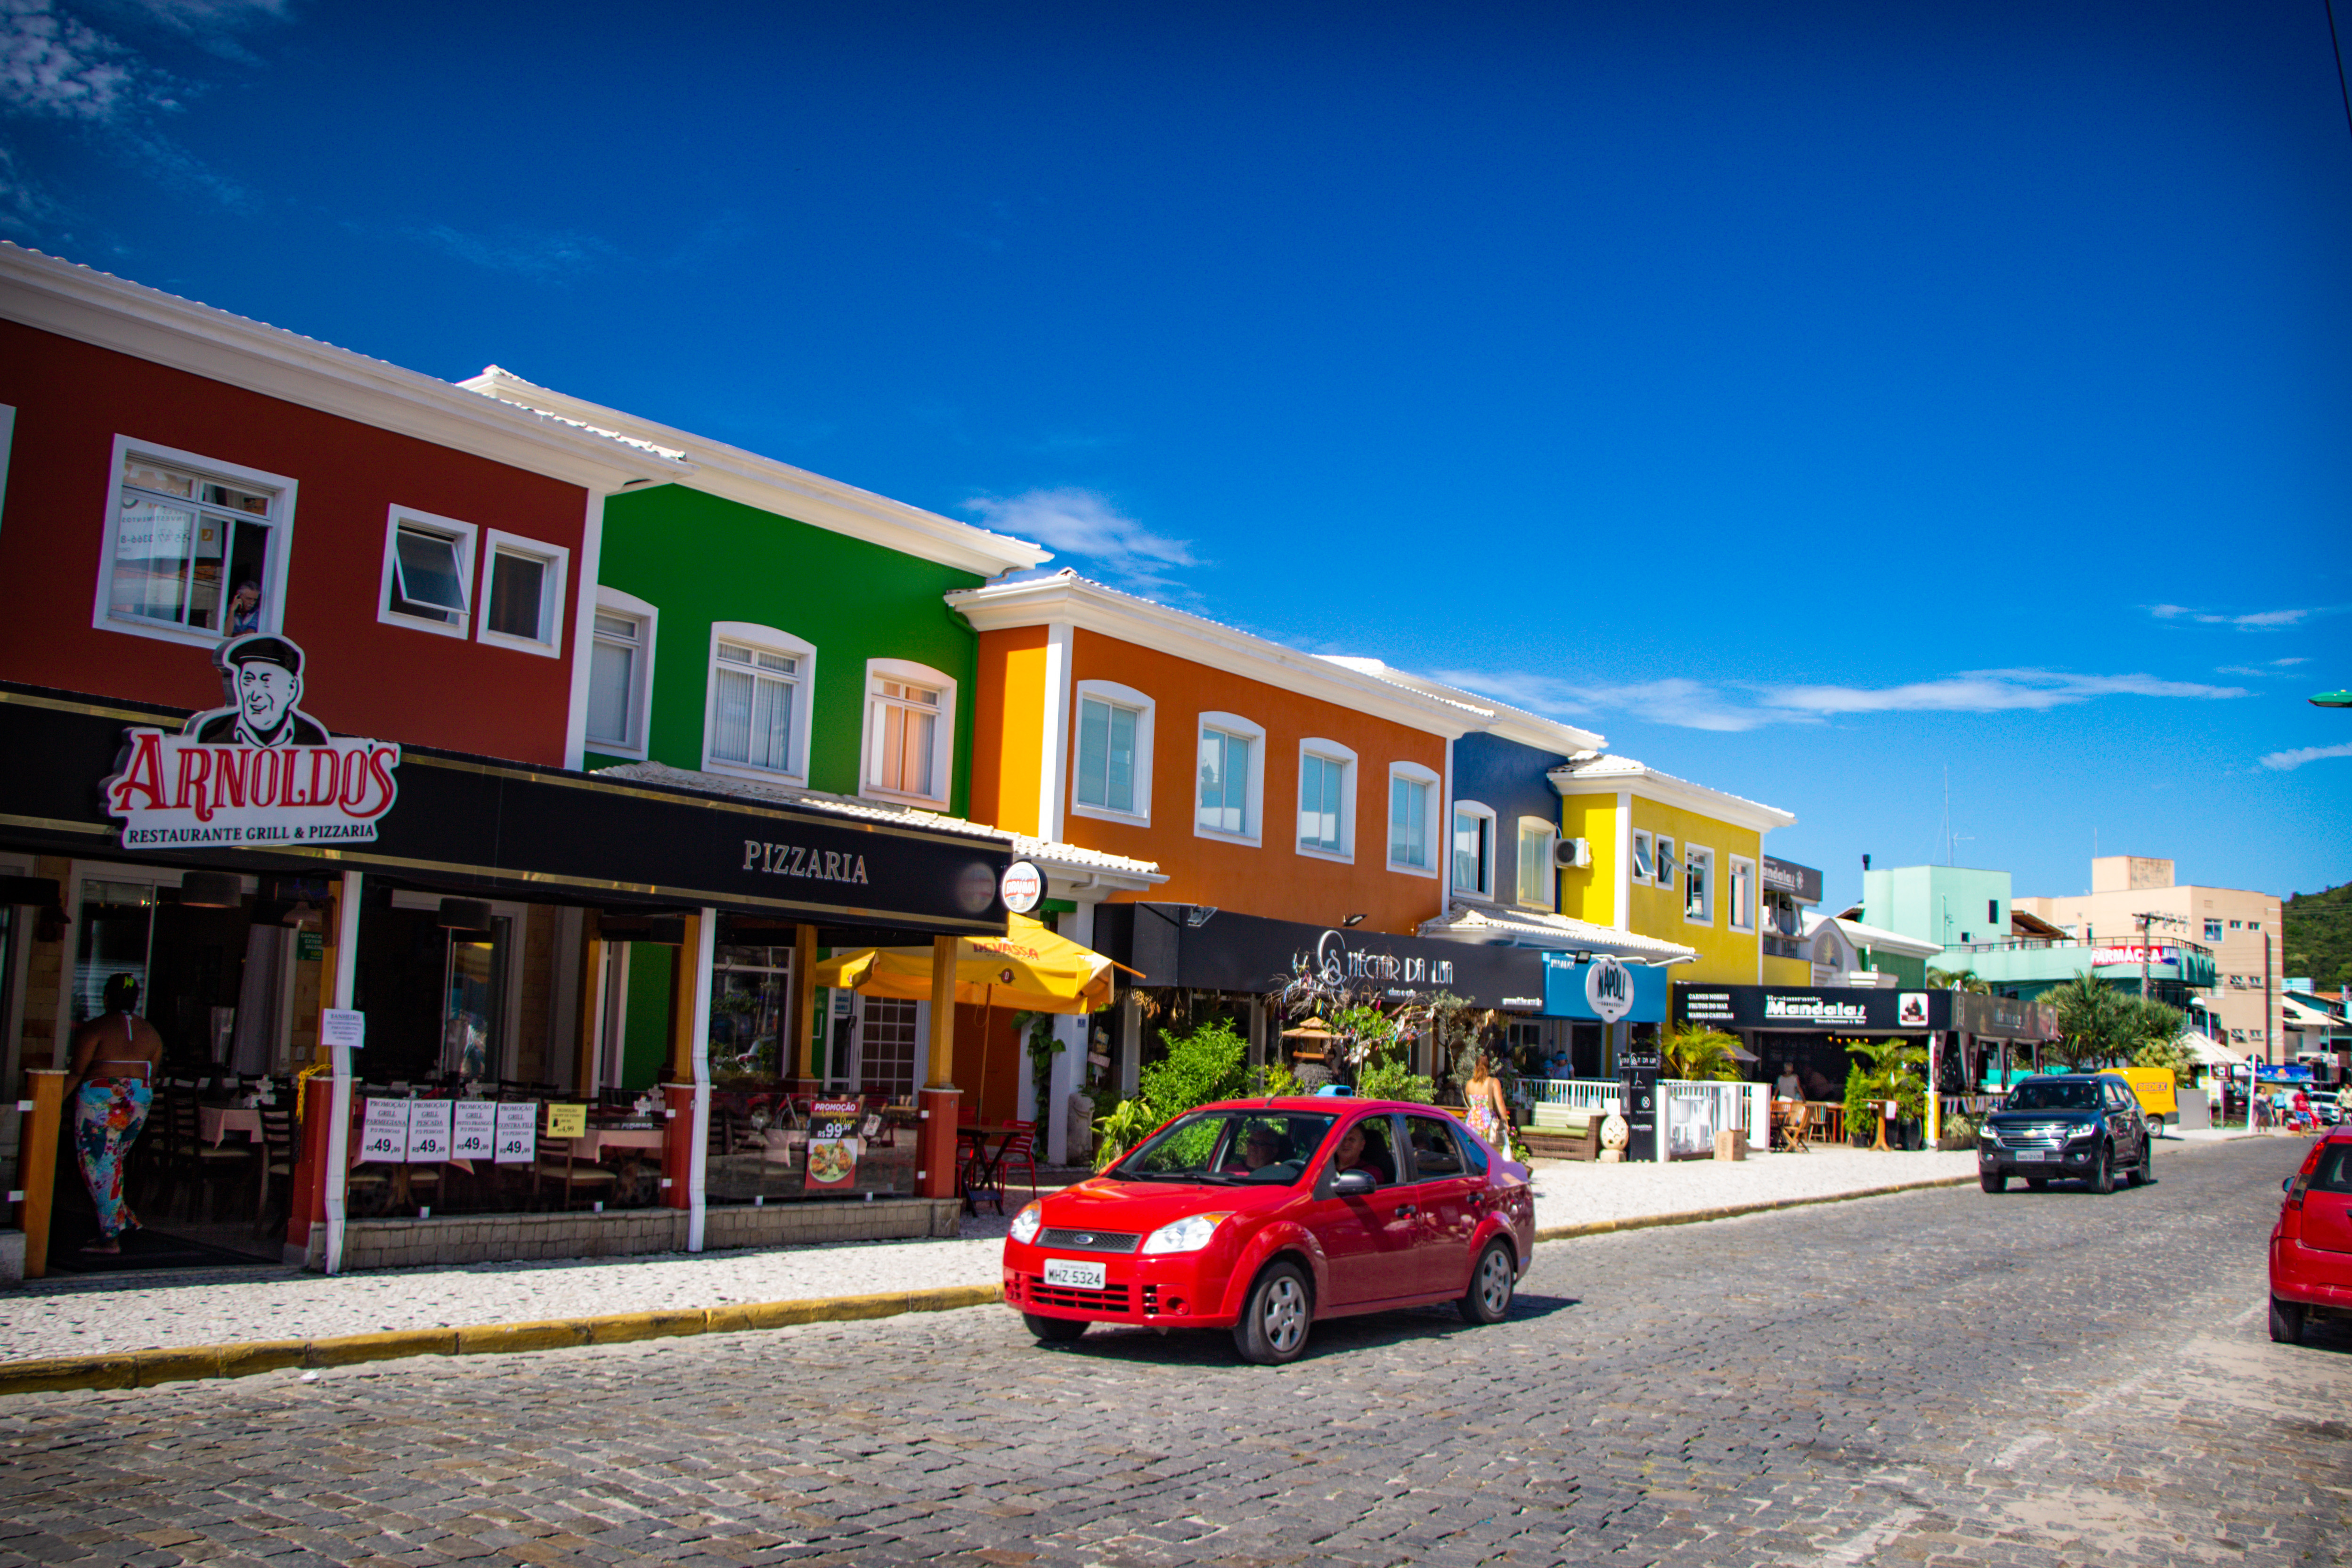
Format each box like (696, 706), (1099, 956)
(795, 924), (819, 1083)
(13, 1068), (64, 1280)
(572, 910), (602, 1095)
(917, 934), (961, 1201)
(667, 914), (702, 1082)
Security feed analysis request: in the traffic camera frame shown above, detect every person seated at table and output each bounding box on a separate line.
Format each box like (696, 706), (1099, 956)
(1774, 1062), (1803, 1102)
(1329, 1119), (1393, 1186)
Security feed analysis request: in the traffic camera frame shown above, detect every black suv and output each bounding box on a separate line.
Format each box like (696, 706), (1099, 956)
(1979, 1072), (2153, 1194)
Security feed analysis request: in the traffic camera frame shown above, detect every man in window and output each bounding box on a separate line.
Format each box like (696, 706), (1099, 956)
(193, 634), (328, 747)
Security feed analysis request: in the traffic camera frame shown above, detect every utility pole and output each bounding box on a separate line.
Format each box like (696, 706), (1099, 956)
(2130, 910), (2186, 1003)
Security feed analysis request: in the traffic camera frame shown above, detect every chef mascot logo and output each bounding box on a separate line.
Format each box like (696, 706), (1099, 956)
(102, 634), (402, 849)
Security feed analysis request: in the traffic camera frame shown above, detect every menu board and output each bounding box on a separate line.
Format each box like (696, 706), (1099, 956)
(358, 1098), (410, 1162)
(804, 1097), (862, 1192)
(406, 1100), (453, 1162)
(544, 1102), (588, 1139)
(494, 1101), (537, 1164)
(451, 1102), (497, 1160)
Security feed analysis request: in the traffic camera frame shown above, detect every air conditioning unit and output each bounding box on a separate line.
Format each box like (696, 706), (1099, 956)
(1553, 837), (1592, 869)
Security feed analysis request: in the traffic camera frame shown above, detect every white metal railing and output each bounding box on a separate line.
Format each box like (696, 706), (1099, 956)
(1522, 1078), (1622, 1113)
(1662, 1079), (1758, 1158)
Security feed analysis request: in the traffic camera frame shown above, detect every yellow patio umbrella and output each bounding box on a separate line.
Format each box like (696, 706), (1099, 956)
(811, 914), (1133, 1016)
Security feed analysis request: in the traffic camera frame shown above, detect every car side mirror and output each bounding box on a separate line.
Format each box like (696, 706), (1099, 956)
(1333, 1169), (1376, 1197)
(2285, 1178), (2295, 1193)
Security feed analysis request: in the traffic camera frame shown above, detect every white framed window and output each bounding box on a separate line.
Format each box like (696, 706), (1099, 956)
(1684, 843), (1715, 924)
(1631, 829), (1654, 885)
(1194, 712), (1265, 844)
(1728, 856), (1755, 932)
(378, 505), (478, 638)
(1452, 800), (1497, 899)
(1297, 741), (1358, 862)
(1071, 680), (1154, 824)
(1387, 763), (1440, 877)
(1516, 817), (1555, 910)
(863, 658), (956, 806)
(705, 622), (816, 783)
(585, 587), (658, 758)
(474, 529), (570, 657)
(93, 435), (296, 648)
(1654, 835), (1676, 889)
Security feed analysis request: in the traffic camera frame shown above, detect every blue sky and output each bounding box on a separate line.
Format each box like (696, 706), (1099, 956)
(6, 0), (2348, 913)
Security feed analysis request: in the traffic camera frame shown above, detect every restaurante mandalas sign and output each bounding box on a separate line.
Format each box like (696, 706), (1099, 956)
(101, 634), (402, 849)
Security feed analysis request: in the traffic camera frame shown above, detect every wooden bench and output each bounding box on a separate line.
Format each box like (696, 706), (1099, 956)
(1525, 1103), (1603, 1162)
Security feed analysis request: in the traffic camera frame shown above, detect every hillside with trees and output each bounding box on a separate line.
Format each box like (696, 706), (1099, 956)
(2284, 882), (2352, 991)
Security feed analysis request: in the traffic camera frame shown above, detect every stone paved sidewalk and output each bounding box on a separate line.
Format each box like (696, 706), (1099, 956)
(0, 1134), (2249, 1364)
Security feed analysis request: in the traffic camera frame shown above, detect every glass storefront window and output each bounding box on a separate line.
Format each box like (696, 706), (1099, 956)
(439, 916), (509, 1080)
(75, 880), (157, 1025)
(710, 943), (792, 1081)
(858, 996), (919, 1100)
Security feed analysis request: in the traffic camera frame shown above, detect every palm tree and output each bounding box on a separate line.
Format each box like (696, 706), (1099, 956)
(1662, 1024), (1745, 1081)
(1926, 966), (1994, 994)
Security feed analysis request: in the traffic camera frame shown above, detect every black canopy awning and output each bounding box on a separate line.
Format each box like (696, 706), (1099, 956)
(0, 682), (1011, 935)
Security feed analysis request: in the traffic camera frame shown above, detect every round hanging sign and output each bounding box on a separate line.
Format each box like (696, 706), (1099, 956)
(1585, 954), (1635, 1024)
(999, 859), (1044, 914)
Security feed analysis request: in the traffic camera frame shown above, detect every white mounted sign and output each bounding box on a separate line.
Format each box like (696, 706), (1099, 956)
(999, 859), (1044, 914)
(1586, 954), (1635, 1024)
(319, 1007), (365, 1052)
(101, 634), (402, 850)
(451, 1102), (497, 1161)
(405, 1100), (453, 1162)
(359, 1098), (411, 1162)
(493, 1101), (537, 1165)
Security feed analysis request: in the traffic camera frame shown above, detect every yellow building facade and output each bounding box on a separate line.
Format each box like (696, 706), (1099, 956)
(1547, 755), (1797, 986)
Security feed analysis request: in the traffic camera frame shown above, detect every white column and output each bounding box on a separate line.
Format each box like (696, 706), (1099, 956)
(1036, 621), (1074, 841)
(1748, 1080), (1769, 1151)
(323, 870), (363, 1276)
(686, 907), (716, 1253)
(1045, 899), (1095, 1165)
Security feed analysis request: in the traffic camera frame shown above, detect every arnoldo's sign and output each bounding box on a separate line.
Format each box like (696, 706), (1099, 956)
(101, 634), (401, 849)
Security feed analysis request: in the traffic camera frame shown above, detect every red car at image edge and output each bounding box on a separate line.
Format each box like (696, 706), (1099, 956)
(2270, 1125), (2352, 1343)
(1001, 1097), (1537, 1364)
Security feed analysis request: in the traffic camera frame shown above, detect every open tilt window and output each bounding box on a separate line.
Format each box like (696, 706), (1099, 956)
(102, 441), (292, 642)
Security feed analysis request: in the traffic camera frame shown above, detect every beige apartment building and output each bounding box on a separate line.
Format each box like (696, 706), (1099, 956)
(2018, 856), (2284, 1060)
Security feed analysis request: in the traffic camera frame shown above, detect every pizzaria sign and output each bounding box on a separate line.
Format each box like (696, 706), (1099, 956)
(101, 634), (401, 849)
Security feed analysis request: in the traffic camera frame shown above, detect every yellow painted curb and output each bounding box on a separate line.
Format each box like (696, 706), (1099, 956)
(0, 1283), (1005, 1397)
(1533, 1174), (1978, 1245)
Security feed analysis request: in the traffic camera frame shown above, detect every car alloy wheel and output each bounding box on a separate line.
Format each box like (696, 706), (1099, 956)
(2129, 1140), (2152, 1187)
(2090, 1144), (2114, 1195)
(1460, 1239), (1515, 1324)
(2270, 1295), (2305, 1345)
(1234, 1260), (1312, 1365)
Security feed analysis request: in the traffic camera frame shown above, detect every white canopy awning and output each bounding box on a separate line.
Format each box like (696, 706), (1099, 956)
(2182, 1032), (2242, 1066)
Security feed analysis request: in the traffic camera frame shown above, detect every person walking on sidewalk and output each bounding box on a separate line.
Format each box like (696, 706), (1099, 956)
(66, 974), (163, 1254)
(1464, 1054), (1512, 1152)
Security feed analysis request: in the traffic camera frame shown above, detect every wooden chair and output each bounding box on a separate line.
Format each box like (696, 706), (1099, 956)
(252, 1106), (296, 1236)
(534, 1137), (619, 1210)
(1776, 1099), (1810, 1154)
(164, 1094), (256, 1221)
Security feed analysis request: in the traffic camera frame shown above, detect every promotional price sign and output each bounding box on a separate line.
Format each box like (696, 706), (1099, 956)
(359, 1098), (410, 1162)
(451, 1102), (497, 1160)
(494, 1101), (537, 1164)
(544, 1102), (587, 1139)
(804, 1097), (863, 1192)
(405, 1099), (453, 1162)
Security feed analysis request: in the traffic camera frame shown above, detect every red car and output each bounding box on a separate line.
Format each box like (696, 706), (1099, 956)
(1001, 1097), (1537, 1364)
(2269, 1127), (2352, 1342)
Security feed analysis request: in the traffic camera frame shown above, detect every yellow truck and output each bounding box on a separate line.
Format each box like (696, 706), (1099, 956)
(2117, 1066), (2179, 1129)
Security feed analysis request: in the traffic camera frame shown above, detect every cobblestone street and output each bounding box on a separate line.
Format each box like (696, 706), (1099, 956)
(2, 1137), (2344, 1568)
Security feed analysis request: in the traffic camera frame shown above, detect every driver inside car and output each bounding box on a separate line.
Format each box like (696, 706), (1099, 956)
(1225, 1124), (1290, 1175)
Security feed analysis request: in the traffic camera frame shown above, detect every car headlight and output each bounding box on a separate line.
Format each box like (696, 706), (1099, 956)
(1140, 1212), (1234, 1255)
(2066, 1125), (2098, 1142)
(1009, 1201), (1043, 1245)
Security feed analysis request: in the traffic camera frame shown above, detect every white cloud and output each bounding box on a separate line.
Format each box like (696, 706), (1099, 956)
(2261, 741), (2352, 772)
(1428, 665), (2247, 732)
(961, 487), (1201, 594)
(116, 0), (286, 29)
(408, 222), (617, 281)
(0, 0), (132, 119)
(2274, 657), (2310, 666)
(2149, 603), (2334, 630)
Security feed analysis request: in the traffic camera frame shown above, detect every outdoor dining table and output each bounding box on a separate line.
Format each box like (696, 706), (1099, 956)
(570, 1125), (667, 1162)
(957, 1121), (1024, 1213)
(198, 1105), (262, 1147)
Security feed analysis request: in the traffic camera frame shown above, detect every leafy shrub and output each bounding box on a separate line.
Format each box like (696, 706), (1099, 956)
(1139, 1017), (1249, 1121)
(1354, 1057), (1435, 1104)
(1248, 1061), (1304, 1098)
(1092, 1097), (1160, 1171)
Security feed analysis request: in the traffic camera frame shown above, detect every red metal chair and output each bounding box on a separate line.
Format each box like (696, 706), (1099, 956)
(976, 1119), (1039, 1216)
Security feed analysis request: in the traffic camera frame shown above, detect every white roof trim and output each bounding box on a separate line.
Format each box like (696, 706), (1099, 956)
(1799, 910), (1944, 959)
(1416, 902), (1699, 966)
(0, 245), (690, 493)
(949, 571), (1485, 737)
(1549, 752), (1796, 832)
(1317, 656), (1606, 753)
(461, 366), (1050, 578)
(590, 761), (1164, 890)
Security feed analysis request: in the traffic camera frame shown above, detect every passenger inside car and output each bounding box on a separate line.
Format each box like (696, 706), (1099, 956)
(1332, 1119), (1394, 1185)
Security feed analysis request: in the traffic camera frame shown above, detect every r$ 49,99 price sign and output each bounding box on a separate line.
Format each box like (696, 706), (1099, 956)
(360, 1097), (411, 1162)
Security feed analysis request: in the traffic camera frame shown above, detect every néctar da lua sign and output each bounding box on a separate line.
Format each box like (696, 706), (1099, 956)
(101, 633), (401, 849)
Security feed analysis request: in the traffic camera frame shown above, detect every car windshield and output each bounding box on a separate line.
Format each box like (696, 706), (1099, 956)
(2007, 1080), (2099, 1112)
(1112, 1109), (1339, 1185)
